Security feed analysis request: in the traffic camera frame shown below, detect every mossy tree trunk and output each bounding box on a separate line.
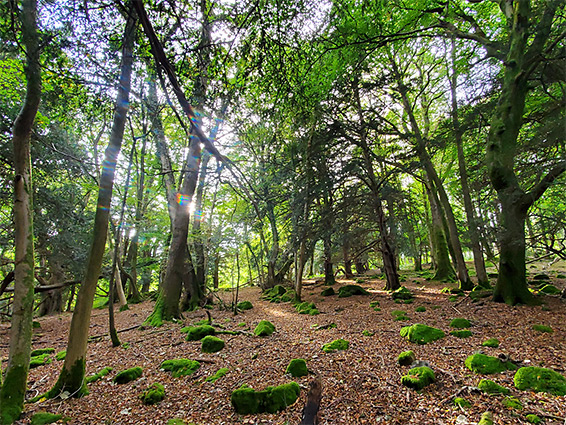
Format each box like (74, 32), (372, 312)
(0, 0), (41, 421)
(46, 8), (136, 399)
(427, 186), (456, 282)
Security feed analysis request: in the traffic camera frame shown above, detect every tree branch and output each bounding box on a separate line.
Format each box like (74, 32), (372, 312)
(521, 161), (566, 211)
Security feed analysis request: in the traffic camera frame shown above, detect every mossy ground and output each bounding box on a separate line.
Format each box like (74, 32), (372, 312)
(30, 412), (67, 425)
(338, 284), (369, 298)
(205, 367), (228, 383)
(482, 338), (500, 348)
(85, 366), (112, 383)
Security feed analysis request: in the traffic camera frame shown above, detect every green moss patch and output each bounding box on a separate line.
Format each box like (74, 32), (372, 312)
(182, 325), (216, 341)
(321, 287), (335, 296)
(254, 320), (275, 337)
(237, 301), (253, 311)
(525, 414), (542, 424)
(401, 366), (435, 390)
(539, 284), (560, 294)
(532, 324), (553, 333)
(230, 382), (300, 414)
(295, 301), (319, 315)
(391, 286), (413, 300)
(514, 366), (566, 396)
(470, 287), (493, 301)
(206, 368), (228, 383)
(478, 411), (494, 425)
(262, 285), (287, 302)
(286, 359), (308, 377)
(85, 366), (113, 384)
(400, 324), (445, 345)
(450, 330), (472, 338)
(482, 338), (500, 348)
(55, 350), (66, 361)
(113, 366), (143, 384)
(30, 353), (52, 368)
(160, 359), (200, 377)
(465, 353), (517, 374)
(478, 379), (510, 394)
(450, 318), (471, 329)
(30, 412), (68, 425)
(30, 348), (55, 357)
(338, 284), (369, 298)
(322, 338), (349, 353)
(454, 397), (471, 408)
(502, 396), (522, 410)
(398, 350), (416, 366)
(391, 310), (409, 321)
(415, 306), (426, 312)
(201, 335), (225, 353)
(140, 383), (165, 405)
(362, 329), (374, 336)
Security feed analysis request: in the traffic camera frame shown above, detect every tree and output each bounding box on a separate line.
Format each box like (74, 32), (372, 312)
(0, 0), (41, 421)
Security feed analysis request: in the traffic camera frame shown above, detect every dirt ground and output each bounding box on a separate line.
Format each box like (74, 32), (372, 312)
(1, 268), (565, 424)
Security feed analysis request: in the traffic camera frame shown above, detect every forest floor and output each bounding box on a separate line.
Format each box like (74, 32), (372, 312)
(1, 265), (566, 425)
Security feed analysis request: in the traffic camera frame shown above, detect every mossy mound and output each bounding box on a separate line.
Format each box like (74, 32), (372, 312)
(514, 366), (566, 396)
(254, 320), (275, 337)
(391, 286), (413, 300)
(114, 366), (143, 384)
(450, 330), (472, 338)
(533, 273), (550, 280)
(160, 359), (200, 377)
(338, 284), (369, 298)
(532, 324), (553, 333)
(470, 287), (493, 301)
(201, 335), (225, 353)
(415, 306), (426, 312)
(31, 348), (55, 356)
(478, 379), (510, 394)
(286, 359), (308, 377)
(85, 366), (113, 383)
(454, 397), (471, 408)
(465, 353), (517, 374)
(502, 396), (522, 410)
(401, 366), (435, 390)
(478, 411), (494, 425)
(398, 350), (416, 366)
(140, 383), (165, 405)
(262, 285), (287, 302)
(206, 368), (228, 383)
(230, 382), (300, 414)
(30, 412), (68, 425)
(295, 301), (319, 315)
(369, 301), (380, 308)
(440, 287), (463, 295)
(322, 338), (349, 353)
(400, 324), (445, 345)
(167, 419), (189, 425)
(55, 350), (66, 361)
(279, 290), (296, 302)
(237, 301), (253, 311)
(182, 325), (216, 341)
(391, 310), (409, 321)
(525, 414), (542, 424)
(450, 318), (471, 329)
(321, 287), (335, 296)
(539, 284), (560, 294)
(30, 353), (52, 368)
(482, 338), (500, 348)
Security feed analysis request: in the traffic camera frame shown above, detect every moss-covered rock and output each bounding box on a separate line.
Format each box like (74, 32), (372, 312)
(295, 302), (319, 315)
(397, 350), (416, 366)
(182, 325), (216, 341)
(401, 366), (435, 390)
(85, 366), (113, 384)
(30, 348), (55, 357)
(160, 359), (200, 377)
(391, 286), (413, 300)
(478, 411), (494, 425)
(30, 412), (67, 425)
(539, 284), (560, 294)
(532, 324), (553, 333)
(286, 359), (308, 377)
(450, 330), (472, 338)
(254, 320), (275, 337)
(338, 284), (369, 298)
(533, 273), (550, 280)
(482, 338), (500, 348)
(113, 366), (143, 384)
(206, 368), (228, 383)
(237, 301), (253, 311)
(502, 396), (522, 410)
(400, 324), (445, 345)
(230, 382), (300, 414)
(454, 397), (471, 408)
(30, 354), (52, 368)
(322, 338), (349, 353)
(391, 310), (409, 321)
(525, 414), (542, 424)
(450, 318), (471, 329)
(201, 335), (225, 353)
(279, 290), (296, 303)
(140, 383), (165, 405)
(513, 366), (566, 396)
(478, 379), (510, 394)
(415, 306), (426, 312)
(465, 353), (517, 374)
(321, 287), (335, 296)
(262, 285), (287, 302)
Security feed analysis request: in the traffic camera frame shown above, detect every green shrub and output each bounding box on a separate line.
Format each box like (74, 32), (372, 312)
(465, 353), (517, 374)
(230, 382), (300, 414)
(322, 338), (349, 353)
(286, 359), (308, 377)
(113, 367), (143, 384)
(254, 320), (275, 337)
(160, 359), (200, 377)
(401, 366), (435, 390)
(201, 335), (225, 353)
(514, 366), (566, 396)
(400, 324), (445, 345)
(140, 383), (165, 405)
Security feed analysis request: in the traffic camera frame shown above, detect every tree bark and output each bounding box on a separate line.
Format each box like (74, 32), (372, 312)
(0, 0), (41, 420)
(46, 7), (136, 398)
(427, 186), (456, 282)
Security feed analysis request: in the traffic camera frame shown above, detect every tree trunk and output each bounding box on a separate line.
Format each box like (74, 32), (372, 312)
(46, 8), (136, 399)
(0, 0), (41, 420)
(39, 263), (64, 317)
(342, 242), (354, 278)
(427, 186), (456, 282)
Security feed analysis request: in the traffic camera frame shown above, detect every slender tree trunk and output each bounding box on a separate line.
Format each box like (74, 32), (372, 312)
(427, 186), (456, 282)
(0, 0), (41, 420)
(46, 8), (136, 398)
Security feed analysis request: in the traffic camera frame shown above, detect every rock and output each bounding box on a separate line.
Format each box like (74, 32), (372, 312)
(321, 287), (335, 296)
(450, 330), (472, 338)
(514, 366), (566, 396)
(481, 338), (500, 348)
(465, 353), (517, 374)
(286, 359), (308, 377)
(140, 383), (165, 405)
(401, 366), (435, 390)
(450, 318), (471, 329)
(113, 366), (143, 384)
(254, 320), (275, 337)
(397, 350), (416, 366)
(237, 301), (253, 310)
(539, 284), (560, 294)
(201, 335), (225, 353)
(182, 325), (216, 341)
(338, 284), (369, 298)
(532, 324), (553, 333)
(391, 286), (413, 300)
(231, 382), (300, 414)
